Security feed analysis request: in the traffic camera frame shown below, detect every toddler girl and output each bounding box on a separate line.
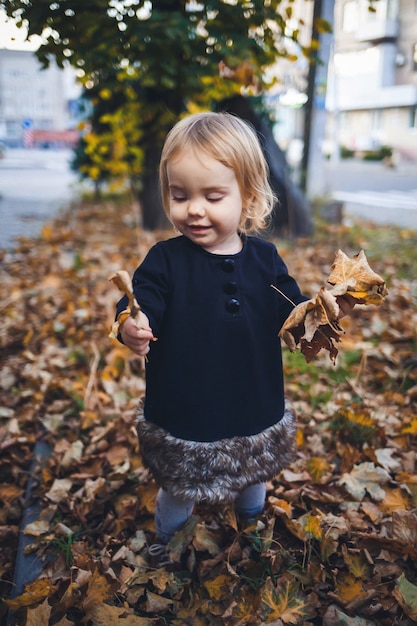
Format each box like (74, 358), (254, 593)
(117, 111), (311, 550)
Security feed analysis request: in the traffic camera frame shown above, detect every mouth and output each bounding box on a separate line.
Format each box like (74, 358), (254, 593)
(187, 224), (211, 234)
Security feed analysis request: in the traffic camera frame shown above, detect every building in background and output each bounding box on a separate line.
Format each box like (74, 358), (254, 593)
(326, 0), (417, 160)
(0, 48), (80, 148)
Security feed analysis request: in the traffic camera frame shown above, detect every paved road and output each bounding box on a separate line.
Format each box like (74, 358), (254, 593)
(0, 148), (80, 250)
(323, 159), (417, 229)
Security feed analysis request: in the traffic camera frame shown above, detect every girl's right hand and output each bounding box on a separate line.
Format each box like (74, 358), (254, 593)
(120, 313), (155, 356)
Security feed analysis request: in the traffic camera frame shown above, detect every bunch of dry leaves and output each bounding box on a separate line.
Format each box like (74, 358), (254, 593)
(0, 198), (416, 626)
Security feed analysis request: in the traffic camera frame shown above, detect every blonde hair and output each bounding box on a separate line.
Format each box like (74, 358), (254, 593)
(159, 111), (276, 234)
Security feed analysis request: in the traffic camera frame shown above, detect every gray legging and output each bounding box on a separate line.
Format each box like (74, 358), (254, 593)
(154, 482), (266, 543)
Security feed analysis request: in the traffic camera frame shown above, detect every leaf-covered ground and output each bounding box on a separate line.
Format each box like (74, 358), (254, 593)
(1, 198), (417, 626)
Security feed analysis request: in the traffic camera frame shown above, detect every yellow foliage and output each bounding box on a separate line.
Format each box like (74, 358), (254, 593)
(343, 408), (374, 427)
(307, 456), (331, 481)
(334, 573), (367, 605)
(204, 574), (235, 601)
(269, 496), (293, 517)
(342, 546), (372, 579)
(5, 578), (56, 609)
(83, 569), (110, 614)
(99, 88), (112, 100)
(402, 419), (417, 435)
(380, 487), (411, 513)
(295, 427), (304, 447)
(303, 514), (323, 540)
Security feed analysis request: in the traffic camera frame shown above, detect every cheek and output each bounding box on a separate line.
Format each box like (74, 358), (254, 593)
(169, 204), (182, 220)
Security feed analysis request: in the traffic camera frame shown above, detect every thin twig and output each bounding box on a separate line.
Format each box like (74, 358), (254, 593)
(84, 341), (100, 411)
(270, 284), (297, 308)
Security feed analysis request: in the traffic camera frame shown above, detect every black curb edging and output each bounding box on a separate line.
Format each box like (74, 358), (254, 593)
(6, 436), (53, 626)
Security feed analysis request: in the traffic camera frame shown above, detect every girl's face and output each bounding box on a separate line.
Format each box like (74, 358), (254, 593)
(166, 147), (244, 255)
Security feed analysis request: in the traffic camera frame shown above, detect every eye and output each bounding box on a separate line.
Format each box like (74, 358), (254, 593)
(207, 194), (224, 203)
(171, 194), (187, 202)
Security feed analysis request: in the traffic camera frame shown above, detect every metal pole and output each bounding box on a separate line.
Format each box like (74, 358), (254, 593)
(300, 0), (335, 198)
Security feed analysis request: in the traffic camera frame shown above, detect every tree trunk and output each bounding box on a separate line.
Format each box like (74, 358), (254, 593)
(140, 141), (170, 231)
(218, 96), (313, 238)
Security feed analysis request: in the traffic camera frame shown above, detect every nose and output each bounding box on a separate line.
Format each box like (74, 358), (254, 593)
(187, 199), (205, 217)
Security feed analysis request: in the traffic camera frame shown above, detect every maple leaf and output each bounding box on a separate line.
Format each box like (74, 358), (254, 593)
(279, 249), (388, 363)
(278, 287), (343, 363)
(26, 599), (51, 626)
(82, 569), (111, 616)
(204, 574), (236, 601)
(339, 462), (390, 501)
(327, 249), (388, 305)
(303, 514), (323, 540)
(332, 572), (367, 606)
(307, 456), (332, 482)
(4, 578), (56, 610)
(261, 577), (307, 624)
(380, 486), (411, 513)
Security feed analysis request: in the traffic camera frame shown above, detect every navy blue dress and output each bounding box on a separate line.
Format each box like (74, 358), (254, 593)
(117, 235), (307, 502)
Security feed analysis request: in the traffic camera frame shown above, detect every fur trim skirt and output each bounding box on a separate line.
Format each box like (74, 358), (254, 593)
(136, 400), (297, 504)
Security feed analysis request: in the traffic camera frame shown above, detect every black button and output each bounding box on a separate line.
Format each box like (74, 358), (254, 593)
(221, 259), (235, 273)
(224, 281), (237, 295)
(226, 298), (240, 314)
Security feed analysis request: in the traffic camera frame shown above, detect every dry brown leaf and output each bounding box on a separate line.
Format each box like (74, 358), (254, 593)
(328, 249), (388, 305)
(145, 590), (176, 613)
(261, 577), (307, 624)
(332, 572), (367, 606)
(4, 578), (56, 610)
(391, 509), (417, 546)
(82, 569), (111, 615)
(339, 462), (391, 501)
(279, 288), (344, 363)
(204, 574), (236, 601)
(108, 270), (141, 339)
(393, 574), (417, 621)
(279, 249), (388, 362)
(26, 598), (51, 626)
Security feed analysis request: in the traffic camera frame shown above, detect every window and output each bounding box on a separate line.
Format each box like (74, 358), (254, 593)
(410, 107), (417, 129)
(413, 43), (417, 71)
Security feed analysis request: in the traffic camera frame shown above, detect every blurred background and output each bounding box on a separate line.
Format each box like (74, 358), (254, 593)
(0, 0), (416, 247)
